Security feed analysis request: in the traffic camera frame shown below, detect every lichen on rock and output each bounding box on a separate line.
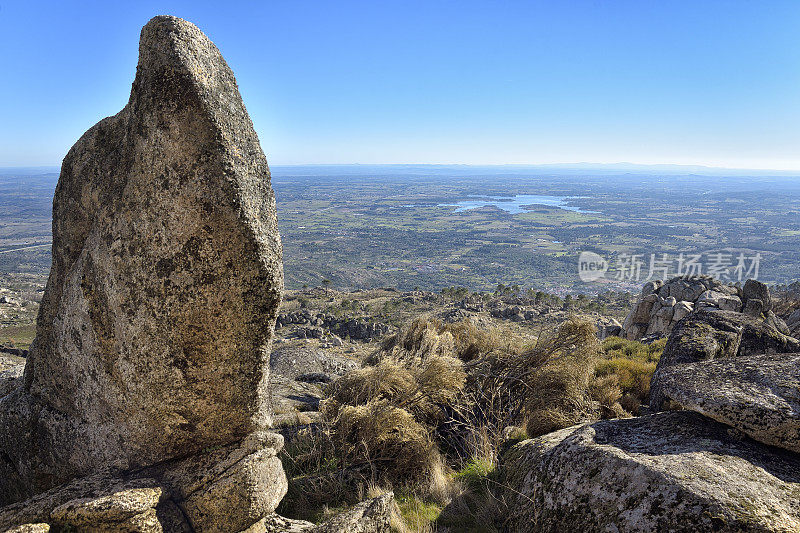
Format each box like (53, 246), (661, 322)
(500, 411), (800, 532)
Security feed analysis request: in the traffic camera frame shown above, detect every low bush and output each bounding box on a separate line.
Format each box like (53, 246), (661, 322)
(330, 400), (438, 484)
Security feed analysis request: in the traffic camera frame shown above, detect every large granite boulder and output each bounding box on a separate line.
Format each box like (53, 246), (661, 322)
(500, 411), (800, 532)
(655, 353), (800, 453)
(0, 14), (285, 530)
(650, 309), (800, 409)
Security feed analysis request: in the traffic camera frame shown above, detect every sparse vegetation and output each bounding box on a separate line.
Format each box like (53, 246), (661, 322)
(279, 313), (664, 530)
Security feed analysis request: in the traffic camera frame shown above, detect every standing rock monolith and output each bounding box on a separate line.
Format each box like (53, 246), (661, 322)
(0, 15), (285, 528)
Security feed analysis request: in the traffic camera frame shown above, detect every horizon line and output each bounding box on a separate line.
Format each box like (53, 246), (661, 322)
(3, 161), (800, 175)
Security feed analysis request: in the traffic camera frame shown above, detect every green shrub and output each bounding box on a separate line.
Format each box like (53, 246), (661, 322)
(594, 336), (665, 411)
(454, 458), (496, 493)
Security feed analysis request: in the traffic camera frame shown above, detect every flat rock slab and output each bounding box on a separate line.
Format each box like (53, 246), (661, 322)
(270, 346), (359, 417)
(501, 411), (800, 533)
(270, 346), (359, 381)
(0, 432), (287, 533)
(658, 353), (800, 453)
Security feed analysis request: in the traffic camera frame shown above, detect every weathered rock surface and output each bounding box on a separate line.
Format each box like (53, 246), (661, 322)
(270, 346), (359, 420)
(743, 279), (772, 311)
(0, 472), (170, 533)
(0, 13), (286, 531)
(0, 355), (24, 399)
(0, 432), (287, 533)
(697, 289), (741, 311)
(276, 310), (391, 341)
(308, 492), (394, 533)
(501, 411), (800, 532)
(254, 493), (394, 532)
(788, 308), (800, 338)
(3, 522), (45, 530)
(656, 353), (800, 453)
(595, 317), (622, 339)
(650, 309), (800, 409)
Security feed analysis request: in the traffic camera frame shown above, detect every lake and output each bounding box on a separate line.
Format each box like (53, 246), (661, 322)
(439, 194), (587, 214)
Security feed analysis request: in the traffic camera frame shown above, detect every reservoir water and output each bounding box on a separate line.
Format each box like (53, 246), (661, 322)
(440, 194), (586, 214)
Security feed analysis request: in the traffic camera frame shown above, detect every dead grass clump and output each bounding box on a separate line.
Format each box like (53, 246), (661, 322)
(589, 374), (628, 419)
(442, 319), (511, 361)
(383, 317), (457, 362)
(324, 359), (417, 409)
(320, 346), (466, 493)
(524, 317), (600, 437)
(324, 354), (466, 426)
(331, 400), (438, 484)
(382, 317), (518, 363)
(619, 393), (642, 415)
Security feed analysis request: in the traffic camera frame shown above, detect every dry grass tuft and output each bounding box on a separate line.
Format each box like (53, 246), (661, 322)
(330, 399), (439, 484)
(324, 353), (466, 426)
(524, 317), (600, 437)
(319, 328), (467, 492)
(382, 316), (521, 363)
(324, 359), (417, 410)
(281, 315), (665, 530)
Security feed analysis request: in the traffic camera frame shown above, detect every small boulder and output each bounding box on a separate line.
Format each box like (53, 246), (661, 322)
(744, 298), (764, 317)
(697, 290), (742, 312)
(672, 300), (693, 322)
(743, 279), (771, 311)
(786, 309), (800, 327)
(634, 294), (659, 322)
(595, 317), (622, 340)
(641, 280), (662, 297)
(256, 493), (394, 533)
(767, 310), (791, 336)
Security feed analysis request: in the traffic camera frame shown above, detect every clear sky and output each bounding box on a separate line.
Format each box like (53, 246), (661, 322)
(1, 1), (799, 169)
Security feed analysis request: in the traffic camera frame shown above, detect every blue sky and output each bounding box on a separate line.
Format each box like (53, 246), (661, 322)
(1, 1), (799, 169)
